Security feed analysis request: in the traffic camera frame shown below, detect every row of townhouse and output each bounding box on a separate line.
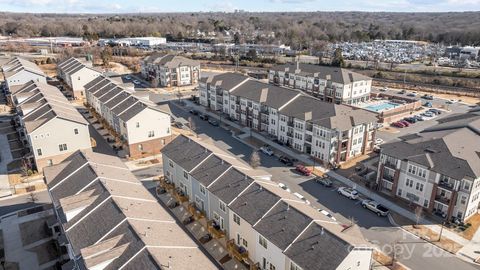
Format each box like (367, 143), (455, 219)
(57, 57), (102, 99)
(1, 57), (46, 95)
(84, 76), (172, 158)
(162, 135), (373, 270)
(140, 53), (201, 87)
(43, 150), (217, 270)
(199, 73), (378, 166)
(376, 108), (480, 222)
(268, 63), (372, 105)
(9, 80), (91, 171)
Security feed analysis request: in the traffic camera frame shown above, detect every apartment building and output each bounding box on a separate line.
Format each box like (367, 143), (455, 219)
(376, 110), (480, 222)
(268, 63), (371, 105)
(84, 76), (172, 158)
(161, 135), (372, 270)
(199, 73), (378, 166)
(1, 57), (46, 92)
(57, 57), (102, 99)
(141, 53), (200, 87)
(43, 150), (217, 270)
(10, 80), (91, 171)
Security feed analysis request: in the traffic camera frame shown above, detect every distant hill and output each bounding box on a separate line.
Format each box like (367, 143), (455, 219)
(0, 12), (479, 48)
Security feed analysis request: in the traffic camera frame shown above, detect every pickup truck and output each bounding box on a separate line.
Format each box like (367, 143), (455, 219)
(361, 199), (389, 216)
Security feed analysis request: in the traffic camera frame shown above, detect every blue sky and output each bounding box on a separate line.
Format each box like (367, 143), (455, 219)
(0, 0), (478, 13)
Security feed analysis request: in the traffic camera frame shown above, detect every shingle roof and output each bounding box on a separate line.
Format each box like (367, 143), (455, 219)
(199, 72), (249, 90)
(229, 183), (281, 225)
(1, 57), (46, 79)
(381, 111), (480, 179)
(208, 167), (254, 204)
(12, 81), (88, 133)
(161, 135), (212, 172)
(231, 79), (301, 109)
(43, 150), (216, 270)
(143, 53), (200, 68)
(284, 222), (352, 270)
(190, 154), (232, 187)
(270, 63), (371, 84)
(253, 200), (312, 250)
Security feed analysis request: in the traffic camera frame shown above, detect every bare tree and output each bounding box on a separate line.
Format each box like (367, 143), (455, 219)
(414, 206), (423, 228)
(150, 77), (159, 88)
(249, 150), (261, 169)
(27, 192), (38, 203)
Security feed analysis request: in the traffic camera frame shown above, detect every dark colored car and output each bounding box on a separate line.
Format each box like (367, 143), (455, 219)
(208, 119), (219, 126)
(315, 176), (333, 187)
(404, 117), (417, 123)
(199, 114), (209, 120)
(189, 109), (198, 115)
(279, 156), (293, 166)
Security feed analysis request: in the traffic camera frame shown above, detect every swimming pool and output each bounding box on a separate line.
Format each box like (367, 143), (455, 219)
(364, 102), (400, 112)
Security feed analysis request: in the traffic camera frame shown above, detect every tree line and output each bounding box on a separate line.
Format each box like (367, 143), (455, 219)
(1, 12), (479, 49)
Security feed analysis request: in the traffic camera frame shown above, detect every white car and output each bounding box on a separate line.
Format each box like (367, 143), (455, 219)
(318, 209), (337, 221)
(124, 75), (132, 80)
(338, 187), (359, 200)
(278, 183), (291, 193)
(375, 138), (384, 145)
(293, 192), (310, 205)
(259, 146), (274, 156)
(133, 80), (141, 85)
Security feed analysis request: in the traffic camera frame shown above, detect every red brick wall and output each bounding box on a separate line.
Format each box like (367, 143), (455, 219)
(127, 135), (173, 158)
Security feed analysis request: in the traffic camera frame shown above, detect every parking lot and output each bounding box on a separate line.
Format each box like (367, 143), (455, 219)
(169, 100), (479, 270)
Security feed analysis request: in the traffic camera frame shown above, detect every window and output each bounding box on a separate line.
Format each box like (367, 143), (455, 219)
(461, 195), (467, 205)
(242, 239), (248, 247)
(74, 128), (78, 135)
(59, 144), (67, 151)
(169, 160), (174, 168)
(136, 122), (140, 128)
(259, 235), (268, 249)
(138, 144), (143, 151)
(148, 131), (155, 137)
(464, 181), (471, 191)
(219, 201), (226, 212)
(183, 170), (188, 179)
(37, 149), (42, 156)
(200, 184), (206, 195)
(233, 213), (240, 225)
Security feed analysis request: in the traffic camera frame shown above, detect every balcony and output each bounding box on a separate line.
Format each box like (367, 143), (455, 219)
(173, 187), (189, 203)
(159, 176), (175, 191)
(383, 161), (397, 170)
(438, 180), (455, 191)
(227, 239), (249, 262)
(435, 195), (451, 206)
(286, 132), (293, 137)
(188, 203), (205, 220)
(207, 220), (226, 239)
(382, 173), (395, 182)
(287, 121), (294, 127)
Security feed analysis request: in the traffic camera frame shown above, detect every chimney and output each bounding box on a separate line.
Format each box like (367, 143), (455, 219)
(259, 88), (268, 103)
(304, 111), (312, 122)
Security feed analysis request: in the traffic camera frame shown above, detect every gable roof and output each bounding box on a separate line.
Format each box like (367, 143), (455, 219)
(143, 53), (200, 68)
(43, 150), (216, 270)
(1, 57), (46, 79)
(12, 80), (88, 133)
(270, 63), (371, 84)
(381, 111), (480, 180)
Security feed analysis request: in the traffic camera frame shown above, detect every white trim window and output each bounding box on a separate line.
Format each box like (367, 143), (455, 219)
(259, 235), (268, 249)
(219, 200), (227, 213)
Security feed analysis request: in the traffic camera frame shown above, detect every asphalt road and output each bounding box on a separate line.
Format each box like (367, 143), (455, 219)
(169, 100), (480, 270)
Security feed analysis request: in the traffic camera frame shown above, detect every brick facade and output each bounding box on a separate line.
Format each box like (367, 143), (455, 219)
(127, 135), (173, 158)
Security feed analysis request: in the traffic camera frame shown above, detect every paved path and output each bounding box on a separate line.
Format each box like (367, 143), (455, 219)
(0, 133), (13, 197)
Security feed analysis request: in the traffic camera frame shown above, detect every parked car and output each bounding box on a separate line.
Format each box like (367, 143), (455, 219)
(407, 92), (416, 97)
(404, 117), (417, 123)
(189, 109), (198, 115)
(421, 112), (434, 118)
(124, 75), (132, 80)
(423, 102), (433, 108)
(293, 192), (310, 205)
(279, 155), (293, 166)
(199, 114), (209, 120)
(380, 87), (387, 92)
(318, 209), (336, 221)
(361, 199), (389, 216)
(315, 176), (333, 187)
(208, 119), (219, 126)
(375, 138), (384, 145)
(414, 115), (425, 121)
(337, 187), (359, 200)
(295, 164), (311, 176)
(422, 94), (434, 100)
(278, 183), (291, 193)
(428, 109), (442, 115)
(133, 80), (141, 85)
(391, 121), (405, 128)
(399, 90), (406, 94)
(399, 120), (410, 127)
(260, 145), (274, 156)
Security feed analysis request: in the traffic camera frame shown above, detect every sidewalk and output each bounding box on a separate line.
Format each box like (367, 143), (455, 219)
(0, 133), (13, 197)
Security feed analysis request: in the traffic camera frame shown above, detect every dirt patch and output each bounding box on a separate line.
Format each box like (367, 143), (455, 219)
(447, 214), (480, 241)
(38, 64), (57, 77)
(403, 225), (463, 254)
(373, 250), (408, 270)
